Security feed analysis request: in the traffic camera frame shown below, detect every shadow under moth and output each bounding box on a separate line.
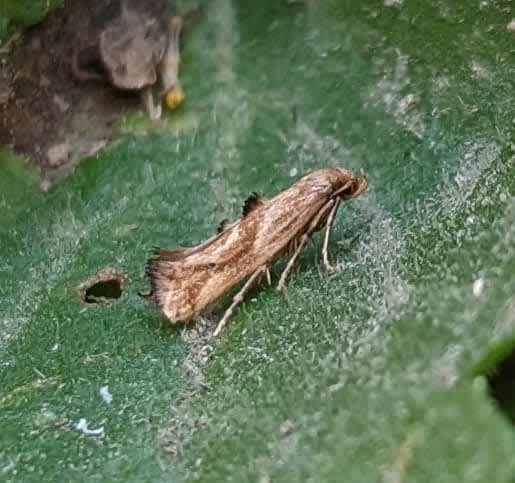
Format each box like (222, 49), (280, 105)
(143, 168), (368, 336)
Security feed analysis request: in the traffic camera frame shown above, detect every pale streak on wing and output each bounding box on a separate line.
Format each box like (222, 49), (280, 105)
(154, 177), (332, 321)
(181, 180), (330, 267)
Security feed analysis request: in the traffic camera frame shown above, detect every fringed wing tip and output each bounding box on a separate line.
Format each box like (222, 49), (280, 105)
(143, 252), (163, 311)
(144, 248), (183, 323)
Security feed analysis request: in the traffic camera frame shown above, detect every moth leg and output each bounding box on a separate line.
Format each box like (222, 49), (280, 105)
(213, 265), (268, 337)
(277, 233), (313, 292)
(287, 237), (298, 257)
(277, 199), (336, 291)
(257, 268), (272, 286)
(322, 198), (341, 272)
(265, 267), (272, 286)
(142, 86), (162, 120)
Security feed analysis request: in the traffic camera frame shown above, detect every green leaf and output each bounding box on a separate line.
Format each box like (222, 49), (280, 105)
(1, 0), (515, 481)
(0, 0), (62, 27)
(0, 16), (9, 43)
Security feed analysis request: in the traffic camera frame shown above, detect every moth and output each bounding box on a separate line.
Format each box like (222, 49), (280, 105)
(143, 168), (368, 336)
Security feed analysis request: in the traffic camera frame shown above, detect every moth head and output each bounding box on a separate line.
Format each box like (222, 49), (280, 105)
(333, 168), (368, 200)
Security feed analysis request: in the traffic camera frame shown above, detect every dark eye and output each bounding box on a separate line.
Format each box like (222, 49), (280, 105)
(341, 183), (356, 196)
(339, 183), (358, 199)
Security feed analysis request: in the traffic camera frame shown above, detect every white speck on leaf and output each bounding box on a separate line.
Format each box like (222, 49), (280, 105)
(507, 19), (515, 32)
(472, 278), (484, 297)
(431, 345), (462, 388)
(396, 93), (419, 114)
(99, 385), (113, 404)
(368, 50), (425, 139)
(289, 167), (298, 177)
(75, 418), (104, 437)
(279, 419), (294, 437)
(328, 381), (345, 394)
(384, 0), (402, 6)
(470, 59), (492, 80)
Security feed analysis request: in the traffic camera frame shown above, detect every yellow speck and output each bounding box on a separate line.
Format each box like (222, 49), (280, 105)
(164, 87), (185, 110)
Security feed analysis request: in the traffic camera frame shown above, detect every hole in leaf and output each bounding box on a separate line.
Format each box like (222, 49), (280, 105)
(85, 279), (122, 302)
(486, 348), (515, 425)
(77, 267), (127, 304)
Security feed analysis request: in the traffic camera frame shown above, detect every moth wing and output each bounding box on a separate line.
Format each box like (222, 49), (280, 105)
(146, 226), (240, 321)
(147, 182), (331, 322)
(146, 255), (215, 321)
(151, 247), (191, 262)
(150, 222), (233, 265)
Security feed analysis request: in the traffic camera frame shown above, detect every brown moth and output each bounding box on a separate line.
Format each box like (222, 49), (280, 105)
(143, 168), (368, 336)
